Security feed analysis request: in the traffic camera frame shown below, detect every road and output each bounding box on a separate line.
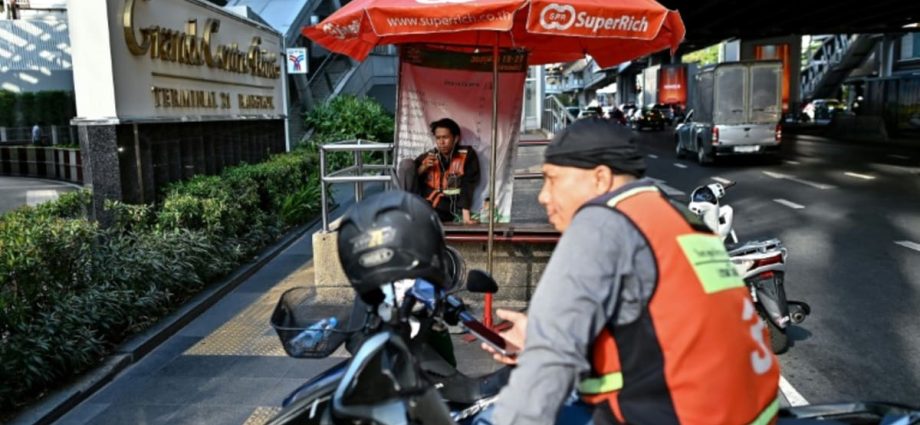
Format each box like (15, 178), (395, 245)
(0, 176), (81, 215)
(630, 130), (920, 405)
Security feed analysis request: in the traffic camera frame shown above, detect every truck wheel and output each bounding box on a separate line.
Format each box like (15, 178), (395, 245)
(696, 140), (712, 166)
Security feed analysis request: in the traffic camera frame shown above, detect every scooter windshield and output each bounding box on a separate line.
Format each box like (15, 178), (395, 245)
(691, 187), (716, 203)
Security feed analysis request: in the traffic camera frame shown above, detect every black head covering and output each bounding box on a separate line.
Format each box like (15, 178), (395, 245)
(544, 118), (646, 177)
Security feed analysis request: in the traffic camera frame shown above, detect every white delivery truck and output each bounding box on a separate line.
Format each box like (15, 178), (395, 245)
(674, 61), (783, 164)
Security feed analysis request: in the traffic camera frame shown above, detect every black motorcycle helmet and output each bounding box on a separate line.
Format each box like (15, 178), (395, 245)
(337, 190), (448, 304)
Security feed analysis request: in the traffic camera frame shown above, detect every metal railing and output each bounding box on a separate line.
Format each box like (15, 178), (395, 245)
(0, 125), (78, 145)
(319, 139), (396, 232)
(309, 53), (355, 105)
(541, 95), (575, 136)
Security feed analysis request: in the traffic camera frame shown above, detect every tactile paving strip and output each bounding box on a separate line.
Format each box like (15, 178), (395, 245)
(242, 406), (283, 425)
(185, 263), (315, 356)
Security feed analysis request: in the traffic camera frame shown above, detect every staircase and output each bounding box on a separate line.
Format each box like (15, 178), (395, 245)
(801, 34), (878, 101)
(541, 95), (576, 136)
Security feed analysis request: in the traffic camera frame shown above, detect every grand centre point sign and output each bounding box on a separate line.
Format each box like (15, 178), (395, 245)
(68, 0), (285, 121)
(122, 0), (280, 80)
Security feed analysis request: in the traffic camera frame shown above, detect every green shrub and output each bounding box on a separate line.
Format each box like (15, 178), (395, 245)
(305, 95), (394, 144)
(0, 90), (78, 127)
(0, 91), (15, 127)
(0, 149), (322, 414)
(304, 95), (394, 171)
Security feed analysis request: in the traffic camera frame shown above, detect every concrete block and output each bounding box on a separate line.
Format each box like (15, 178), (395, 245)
(451, 241), (555, 302)
(312, 230), (352, 302)
(311, 230), (556, 304)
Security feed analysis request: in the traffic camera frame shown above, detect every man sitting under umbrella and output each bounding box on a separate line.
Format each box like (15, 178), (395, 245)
(397, 118), (480, 225)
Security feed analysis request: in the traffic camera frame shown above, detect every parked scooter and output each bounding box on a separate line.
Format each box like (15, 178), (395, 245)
(688, 181), (810, 353)
(266, 269), (508, 425)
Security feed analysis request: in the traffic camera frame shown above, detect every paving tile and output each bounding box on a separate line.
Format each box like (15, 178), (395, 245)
(180, 377), (284, 407)
(119, 336), (204, 378)
(223, 356), (300, 379)
(156, 355), (239, 377)
(53, 402), (110, 425)
(100, 377), (204, 406)
(179, 294), (263, 337)
(164, 403), (254, 425)
(82, 404), (177, 425)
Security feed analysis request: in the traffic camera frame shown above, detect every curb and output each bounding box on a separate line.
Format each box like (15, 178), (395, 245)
(9, 219), (319, 425)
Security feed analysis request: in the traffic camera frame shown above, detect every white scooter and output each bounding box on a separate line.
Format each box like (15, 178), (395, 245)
(688, 181), (810, 354)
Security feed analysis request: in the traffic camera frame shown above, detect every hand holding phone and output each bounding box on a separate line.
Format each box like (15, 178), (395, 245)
(476, 309), (527, 365)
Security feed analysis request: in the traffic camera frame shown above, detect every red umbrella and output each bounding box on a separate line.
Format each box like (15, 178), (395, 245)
(304, 0), (685, 326)
(303, 0), (684, 68)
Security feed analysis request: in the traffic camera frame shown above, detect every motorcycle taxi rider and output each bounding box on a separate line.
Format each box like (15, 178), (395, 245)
(477, 118), (781, 425)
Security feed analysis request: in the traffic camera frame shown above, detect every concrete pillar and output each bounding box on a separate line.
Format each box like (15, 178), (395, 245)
(51, 126), (59, 145)
(0, 127), (6, 142)
(77, 124), (122, 226)
(741, 36), (803, 111)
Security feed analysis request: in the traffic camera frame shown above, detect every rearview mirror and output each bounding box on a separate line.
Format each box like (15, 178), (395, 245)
(466, 270), (498, 294)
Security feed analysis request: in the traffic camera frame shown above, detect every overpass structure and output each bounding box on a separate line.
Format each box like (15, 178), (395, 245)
(553, 1), (920, 138)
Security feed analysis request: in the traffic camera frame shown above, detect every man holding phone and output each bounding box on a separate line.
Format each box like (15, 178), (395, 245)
(397, 118), (480, 224)
(479, 118), (780, 425)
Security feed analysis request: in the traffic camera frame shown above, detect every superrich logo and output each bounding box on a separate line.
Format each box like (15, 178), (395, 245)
(538, 3), (650, 33)
(539, 3), (576, 30)
(323, 18), (361, 40)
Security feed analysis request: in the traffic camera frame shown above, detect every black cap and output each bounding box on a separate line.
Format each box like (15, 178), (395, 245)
(544, 118), (646, 177)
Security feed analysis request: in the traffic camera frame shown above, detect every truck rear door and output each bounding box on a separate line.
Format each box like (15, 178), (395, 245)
(714, 63), (781, 151)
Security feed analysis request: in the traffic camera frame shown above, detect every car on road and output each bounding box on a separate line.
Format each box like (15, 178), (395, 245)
(578, 106), (605, 120)
(630, 106), (667, 131)
(802, 98), (846, 125)
(651, 103), (677, 125)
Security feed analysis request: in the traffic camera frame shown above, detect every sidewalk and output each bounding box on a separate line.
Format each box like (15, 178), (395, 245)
(42, 185), (500, 425)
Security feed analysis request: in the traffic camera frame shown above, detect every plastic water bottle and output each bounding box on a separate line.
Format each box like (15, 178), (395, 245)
(479, 197), (492, 224)
(288, 317), (338, 356)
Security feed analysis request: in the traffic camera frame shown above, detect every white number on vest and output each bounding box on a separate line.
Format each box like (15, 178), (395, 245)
(742, 298), (773, 374)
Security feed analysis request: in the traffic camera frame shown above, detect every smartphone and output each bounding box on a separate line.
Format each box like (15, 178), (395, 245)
(462, 318), (518, 358)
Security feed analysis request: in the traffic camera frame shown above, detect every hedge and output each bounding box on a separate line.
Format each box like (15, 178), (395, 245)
(0, 149), (322, 415)
(0, 90), (77, 127)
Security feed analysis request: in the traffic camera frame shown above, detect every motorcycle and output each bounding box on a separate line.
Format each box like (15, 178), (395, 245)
(275, 273), (920, 425)
(688, 181), (810, 353)
(266, 268), (508, 425)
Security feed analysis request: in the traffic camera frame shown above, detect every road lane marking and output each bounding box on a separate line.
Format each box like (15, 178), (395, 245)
(895, 241), (920, 253)
(784, 160), (801, 165)
(763, 171), (835, 190)
(780, 376), (809, 406)
(673, 163), (688, 169)
(888, 154), (910, 160)
(844, 171), (876, 180)
(648, 154), (659, 159)
(712, 176), (732, 185)
(774, 199), (805, 209)
(26, 190), (60, 206)
(649, 178), (685, 196)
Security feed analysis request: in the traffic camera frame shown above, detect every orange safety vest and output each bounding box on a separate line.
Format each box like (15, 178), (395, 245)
(424, 148), (468, 208)
(578, 182), (780, 425)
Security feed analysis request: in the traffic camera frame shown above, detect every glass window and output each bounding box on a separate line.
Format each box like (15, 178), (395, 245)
(900, 33), (920, 60)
